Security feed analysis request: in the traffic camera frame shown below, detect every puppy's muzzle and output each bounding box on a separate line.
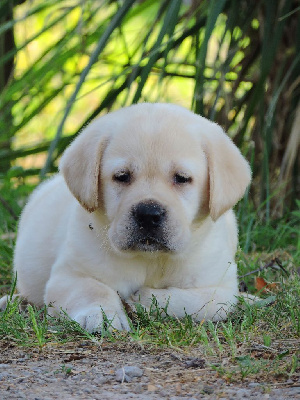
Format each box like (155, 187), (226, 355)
(132, 201), (166, 232)
(124, 201), (169, 252)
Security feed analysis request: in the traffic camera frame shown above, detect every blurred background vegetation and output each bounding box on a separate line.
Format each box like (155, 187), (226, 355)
(0, 0), (299, 234)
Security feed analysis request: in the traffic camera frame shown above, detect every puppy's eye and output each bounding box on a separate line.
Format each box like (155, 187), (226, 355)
(174, 173), (192, 185)
(113, 171), (131, 184)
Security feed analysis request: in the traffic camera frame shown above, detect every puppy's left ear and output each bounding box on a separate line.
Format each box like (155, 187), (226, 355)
(202, 125), (251, 221)
(59, 121), (109, 212)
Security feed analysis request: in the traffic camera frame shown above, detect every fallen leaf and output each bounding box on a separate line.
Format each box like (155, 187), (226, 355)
(254, 276), (280, 293)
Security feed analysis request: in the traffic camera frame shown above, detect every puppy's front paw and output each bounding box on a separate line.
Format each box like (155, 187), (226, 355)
(0, 294), (28, 311)
(72, 306), (130, 333)
(0, 295), (11, 311)
(127, 287), (158, 310)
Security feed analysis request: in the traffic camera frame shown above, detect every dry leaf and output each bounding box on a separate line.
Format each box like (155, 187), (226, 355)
(254, 276), (280, 293)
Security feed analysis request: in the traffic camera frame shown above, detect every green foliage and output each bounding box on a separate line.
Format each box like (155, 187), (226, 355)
(0, 296), (94, 347)
(237, 198), (300, 256)
(0, 0), (299, 214)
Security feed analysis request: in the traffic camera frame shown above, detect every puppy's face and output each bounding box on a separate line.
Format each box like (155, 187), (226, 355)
(100, 113), (208, 254)
(60, 103), (251, 256)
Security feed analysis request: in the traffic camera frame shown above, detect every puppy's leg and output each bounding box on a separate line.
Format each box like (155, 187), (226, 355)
(0, 294), (19, 310)
(128, 286), (238, 322)
(0, 294), (29, 311)
(45, 273), (130, 332)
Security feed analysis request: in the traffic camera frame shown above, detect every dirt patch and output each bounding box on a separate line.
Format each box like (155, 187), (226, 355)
(0, 341), (299, 399)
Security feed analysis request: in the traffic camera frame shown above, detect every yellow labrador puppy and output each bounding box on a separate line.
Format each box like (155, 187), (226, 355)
(1, 103), (251, 332)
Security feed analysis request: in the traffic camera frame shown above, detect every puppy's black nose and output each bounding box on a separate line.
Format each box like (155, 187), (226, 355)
(133, 202), (166, 231)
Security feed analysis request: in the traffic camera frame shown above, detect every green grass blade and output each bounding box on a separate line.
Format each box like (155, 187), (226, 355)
(41, 0), (136, 177)
(132, 0), (182, 104)
(193, 0), (226, 116)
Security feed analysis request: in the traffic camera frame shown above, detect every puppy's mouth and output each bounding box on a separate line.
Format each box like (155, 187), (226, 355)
(124, 235), (171, 252)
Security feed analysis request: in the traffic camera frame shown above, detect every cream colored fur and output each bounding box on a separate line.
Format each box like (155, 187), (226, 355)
(0, 103), (251, 332)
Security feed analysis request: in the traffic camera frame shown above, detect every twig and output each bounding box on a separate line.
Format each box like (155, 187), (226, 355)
(238, 258), (288, 279)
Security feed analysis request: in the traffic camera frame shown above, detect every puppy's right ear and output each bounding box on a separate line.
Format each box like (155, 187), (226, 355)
(59, 121), (109, 212)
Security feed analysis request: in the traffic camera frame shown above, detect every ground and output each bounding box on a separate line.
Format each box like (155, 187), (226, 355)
(1, 222), (299, 399)
(1, 339), (299, 400)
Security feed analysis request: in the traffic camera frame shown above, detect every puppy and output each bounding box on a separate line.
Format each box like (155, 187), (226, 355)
(0, 103), (251, 332)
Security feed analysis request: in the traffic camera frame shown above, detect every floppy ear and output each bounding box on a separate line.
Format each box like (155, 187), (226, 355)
(202, 125), (251, 221)
(59, 121), (109, 212)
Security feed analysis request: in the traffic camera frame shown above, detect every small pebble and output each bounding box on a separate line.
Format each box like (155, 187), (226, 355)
(133, 383), (144, 394)
(0, 364), (11, 369)
(248, 382), (260, 388)
(0, 372), (10, 380)
(202, 385), (214, 394)
(287, 386), (300, 395)
(115, 370), (131, 383)
(94, 375), (111, 385)
(115, 365), (143, 383)
(170, 397), (191, 400)
(123, 366), (144, 377)
(185, 358), (206, 369)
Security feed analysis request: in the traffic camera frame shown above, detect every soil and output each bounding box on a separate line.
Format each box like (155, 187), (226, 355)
(0, 341), (299, 400)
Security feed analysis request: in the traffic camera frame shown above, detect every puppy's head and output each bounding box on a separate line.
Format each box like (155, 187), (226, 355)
(60, 103), (251, 255)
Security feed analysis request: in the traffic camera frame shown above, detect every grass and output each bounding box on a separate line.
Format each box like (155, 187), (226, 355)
(0, 272), (299, 381)
(0, 183), (299, 382)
